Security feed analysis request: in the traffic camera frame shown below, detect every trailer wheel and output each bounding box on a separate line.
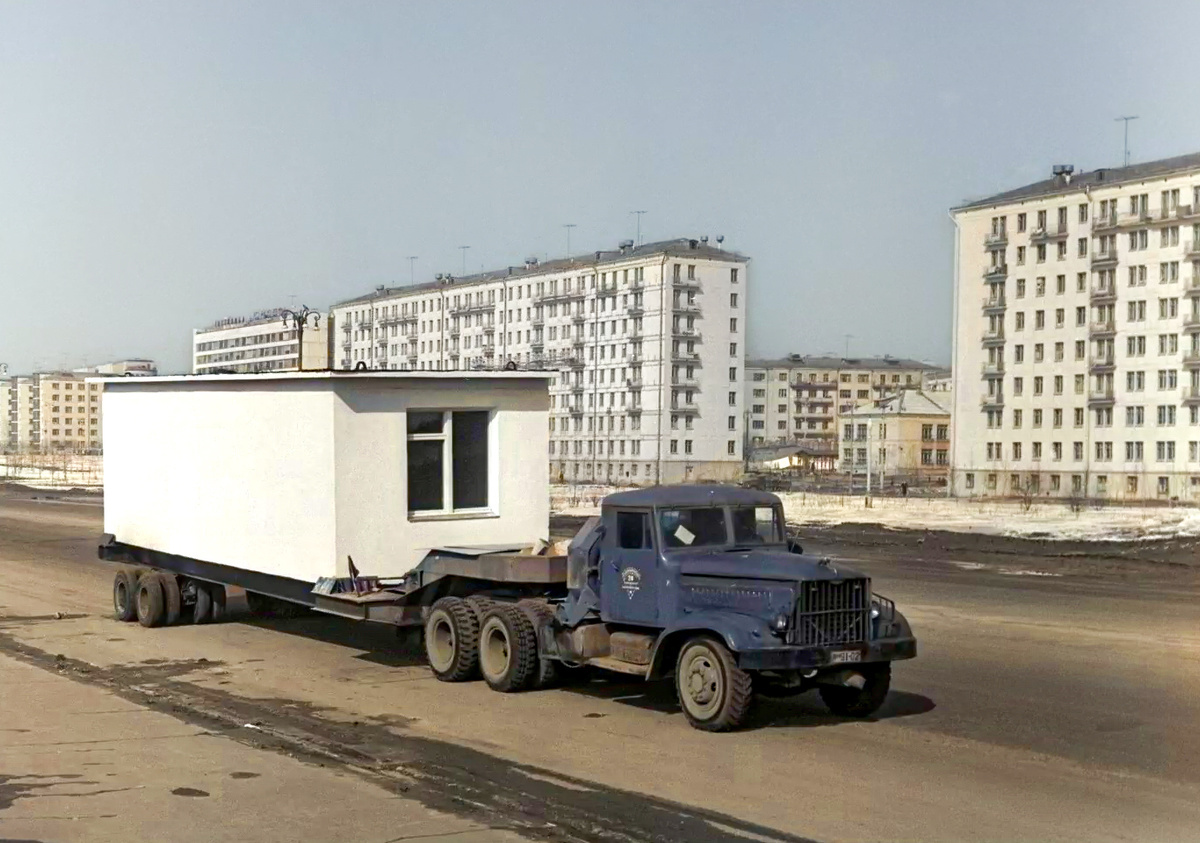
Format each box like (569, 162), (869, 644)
(517, 600), (560, 689)
(463, 595), (497, 623)
(819, 664), (891, 718)
(158, 573), (182, 626)
(478, 604), (538, 693)
(135, 575), (166, 628)
(675, 636), (754, 732)
(424, 597), (480, 682)
(113, 571), (139, 622)
(208, 584), (227, 623)
(193, 583), (213, 624)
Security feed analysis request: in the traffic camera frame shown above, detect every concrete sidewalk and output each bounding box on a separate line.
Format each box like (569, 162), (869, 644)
(0, 652), (525, 843)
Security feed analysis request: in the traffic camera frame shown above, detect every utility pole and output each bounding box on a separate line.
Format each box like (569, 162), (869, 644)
(563, 224), (576, 258)
(631, 210), (647, 246)
(408, 256), (418, 286)
(459, 246), (470, 276)
(1115, 115), (1139, 166)
(843, 333), (853, 358)
(865, 419), (873, 507)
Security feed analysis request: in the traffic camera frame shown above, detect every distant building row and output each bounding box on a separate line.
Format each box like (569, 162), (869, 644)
(2, 360), (157, 453)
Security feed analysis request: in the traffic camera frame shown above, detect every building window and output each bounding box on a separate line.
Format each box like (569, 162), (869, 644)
(965, 472), (975, 490)
(727, 440), (736, 455)
(406, 410), (490, 514)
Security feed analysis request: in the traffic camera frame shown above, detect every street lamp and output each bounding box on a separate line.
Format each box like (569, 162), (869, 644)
(281, 306), (321, 371)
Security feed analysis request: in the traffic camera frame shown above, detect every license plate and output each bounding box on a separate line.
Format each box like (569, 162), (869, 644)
(829, 649), (862, 664)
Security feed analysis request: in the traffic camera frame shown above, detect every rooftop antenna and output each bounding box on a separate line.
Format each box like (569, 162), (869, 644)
(459, 246), (470, 276)
(844, 333), (853, 358)
(1115, 115), (1138, 166)
(563, 223), (576, 258)
(408, 256), (418, 286)
(631, 210), (647, 246)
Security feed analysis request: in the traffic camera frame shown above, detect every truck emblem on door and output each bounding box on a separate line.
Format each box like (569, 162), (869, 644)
(620, 566), (642, 597)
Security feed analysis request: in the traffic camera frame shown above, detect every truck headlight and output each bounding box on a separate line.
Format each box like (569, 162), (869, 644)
(772, 613), (789, 634)
(870, 604), (881, 620)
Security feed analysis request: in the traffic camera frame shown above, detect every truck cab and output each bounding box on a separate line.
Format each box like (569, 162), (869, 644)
(560, 485), (917, 730)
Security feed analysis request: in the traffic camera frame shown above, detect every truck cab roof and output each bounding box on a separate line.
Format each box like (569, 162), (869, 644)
(602, 484), (781, 509)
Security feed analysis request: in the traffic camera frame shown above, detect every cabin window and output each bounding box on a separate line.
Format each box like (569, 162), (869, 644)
(406, 410), (490, 513)
(616, 511), (652, 549)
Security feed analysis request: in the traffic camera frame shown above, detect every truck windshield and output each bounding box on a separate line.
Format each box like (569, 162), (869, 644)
(730, 506), (784, 545)
(658, 508), (729, 549)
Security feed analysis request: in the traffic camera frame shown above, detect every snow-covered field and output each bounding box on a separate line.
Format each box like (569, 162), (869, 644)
(0, 455), (103, 490)
(549, 484), (1200, 542)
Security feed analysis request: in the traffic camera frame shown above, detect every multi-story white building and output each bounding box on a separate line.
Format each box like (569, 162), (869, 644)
(951, 151), (1200, 501)
(330, 237), (749, 484)
(193, 310), (329, 375)
(74, 359), (157, 377)
(744, 355), (943, 448)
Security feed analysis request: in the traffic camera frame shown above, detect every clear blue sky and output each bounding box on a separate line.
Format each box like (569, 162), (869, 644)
(3, 0), (1199, 374)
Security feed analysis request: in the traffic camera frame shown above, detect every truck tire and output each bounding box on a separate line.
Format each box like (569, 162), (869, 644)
(819, 664), (890, 718)
(208, 584), (227, 623)
(517, 600), (560, 689)
(135, 575), (166, 628)
(424, 597), (480, 682)
(113, 570), (139, 622)
(464, 595), (497, 623)
(193, 582), (213, 624)
(478, 604), (538, 693)
(675, 636), (754, 732)
(158, 573), (182, 626)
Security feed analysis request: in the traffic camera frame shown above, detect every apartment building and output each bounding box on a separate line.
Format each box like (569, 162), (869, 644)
(951, 151), (1200, 501)
(192, 309), (329, 374)
(841, 389), (951, 479)
(744, 355), (941, 447)
(75, 359), (157, 377)
(2, 372), (102, 453)
(330, 237), (749, 484)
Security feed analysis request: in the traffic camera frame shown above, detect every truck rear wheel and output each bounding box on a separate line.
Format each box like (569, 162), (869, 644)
(425, 597), (480, 682)
(819, 664), (890, 718)
(193, 583), (213, 624)
(478, 604), (538, 693)
(208, 584), (227, 623)
(518, 600), (560, 689)
(135, 575), (166, 628)
(159, 574), (182, 626)
(113, 571), (139, 622)
(675, 636), (754, 732)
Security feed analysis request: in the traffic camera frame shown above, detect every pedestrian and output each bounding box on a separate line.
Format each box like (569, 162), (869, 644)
(901, 481), (908, 498)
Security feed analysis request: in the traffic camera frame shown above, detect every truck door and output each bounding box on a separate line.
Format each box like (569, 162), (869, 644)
(600, 509), (659, 625)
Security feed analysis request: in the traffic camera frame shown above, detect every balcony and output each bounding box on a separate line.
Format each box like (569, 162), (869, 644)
(1188, 240), (1200, 258)
(672, 302), (701, 315)
(672, 377), (700, 390)
(569, 405), (584, 417)
(483, 324), (495, 335)
(1183, 350), (1200, 369)
(1185, 387), (1200, 406)
(1089, 353), (1116, 373)
(531, 337), (544, 350)
(482, 345), (495, 357)
(453, 302), (495, 316)
(1184, 313), (1200, 333)
(571, 313), (585, 324)
(1087, 388), (1115, 406)
(531, 314), (544, 328)
(672, 327), (702, 342)
(980, 393), (1004, 409)
(981, 361), (1005, 377)
(1185, 276), (1200, 297)
(981, 328), (1005, 346)
(672, 349), (700, 364)
(628, 404), (643, 415)
(1089, 319), (1116, 337)
(982, 264), (1008, 280)
(570, 383), (584, 395)
(627, 304), (644, 317)
(341, 322), (351, 333)
(398, 312), (417, 324)
(537, 288), (586, 304)
(981, 295), (1007, 314)
(1090, 250), (1119, 268)
(984, 230), (1008, 248)
(449, 327), (461, 338)
(341, 340), (351, 350)
(672, 275), (701, 291)
(567, 357), (585, 369)
(1090, 284), (1117, 303)
(571, 336), (585, 349)
(671, 401), (700, 414)
(1091, 213), (1118, 232)
(1029, 223), (1069, 243)
(626, 378), (643, 390)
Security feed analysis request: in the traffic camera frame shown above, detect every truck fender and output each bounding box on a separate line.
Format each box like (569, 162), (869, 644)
(647, 611), (776, 680)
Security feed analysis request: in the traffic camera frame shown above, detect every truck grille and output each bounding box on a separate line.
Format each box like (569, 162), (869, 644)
(789, 578), (869, 647)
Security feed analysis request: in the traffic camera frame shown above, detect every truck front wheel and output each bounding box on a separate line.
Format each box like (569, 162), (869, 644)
(819, 664), (891, 718)
(424, 597), (480, 682)
(675, 636), (754, 731)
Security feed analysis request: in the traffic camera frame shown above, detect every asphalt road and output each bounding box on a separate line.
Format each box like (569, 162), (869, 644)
(3, 488), (1200, 842)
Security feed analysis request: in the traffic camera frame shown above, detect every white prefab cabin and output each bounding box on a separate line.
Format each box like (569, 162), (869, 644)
(102, 372), (551, 584)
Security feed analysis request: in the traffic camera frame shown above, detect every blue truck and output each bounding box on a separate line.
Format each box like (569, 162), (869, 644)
(103, 484), (916, 732)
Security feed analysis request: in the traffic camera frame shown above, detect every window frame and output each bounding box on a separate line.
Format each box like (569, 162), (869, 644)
(405, 408), (497, 520)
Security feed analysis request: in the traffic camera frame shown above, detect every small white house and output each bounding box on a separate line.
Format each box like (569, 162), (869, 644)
(102, 372), (551, 584)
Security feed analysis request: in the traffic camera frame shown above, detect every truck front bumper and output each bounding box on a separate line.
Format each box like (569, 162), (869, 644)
(736, 637), (917, 671)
